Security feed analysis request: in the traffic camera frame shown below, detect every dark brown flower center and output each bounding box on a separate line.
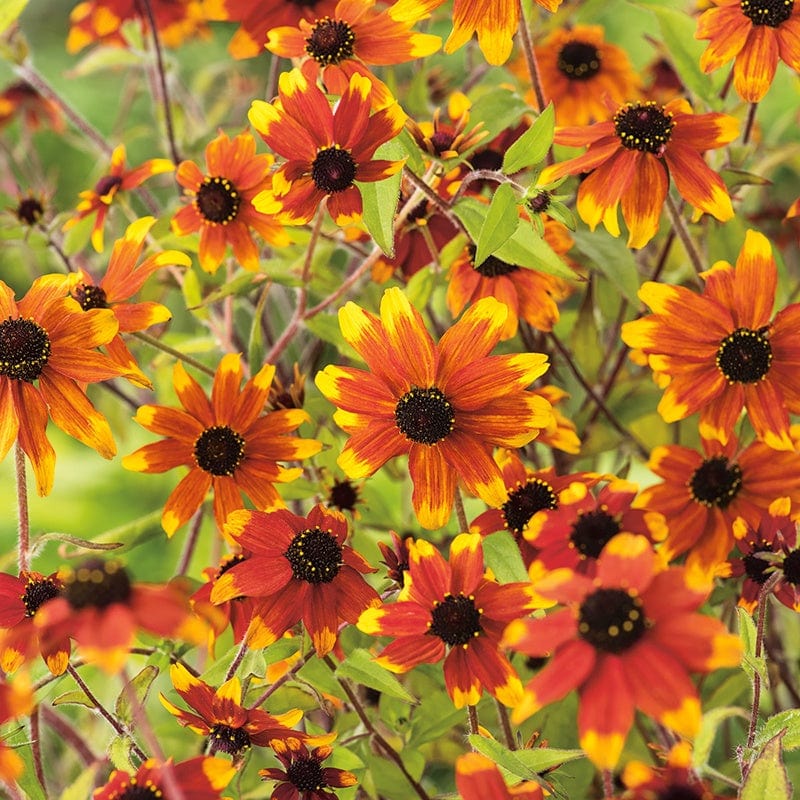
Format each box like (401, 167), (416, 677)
(653, 784), (705, 800)
(470, 149), (503, 172)
(614, 102), (674, 154)
(782, 549), (800, 585)
(395, 387), (455, 445)
(689, 456), (743, 509)
(287, 755), (326, 791)
(429, 593), (482, 646)
(743, 545), (774, 584)
(22, 577), (62, 617)
(502, 479), (558, 535)
(328, 478), (359, 512)
(94, 174), (123, 197)
(196, 176), (240, 224)
(209, 724), (251, 755)
(311, 147), (357, 193)
(118, 780), (161, 800)
(15, 197), (44, 225)
(194, 426), (245, 476)
(469, 245), (519, 277)
(716, 327), (772, 383)
(741, 0), (794, 26)
(528, 190), (551, 214)
(64, 559), (132, 610)
(217, 553), (248, 601)
(430, 128), (456, 155)
(557, 40), (602, 80)
(306, 17), (356, 65)
(578, 587), (648, 654)
(285, 526), (343, 584)
(569, 509), (622, 560)
(73, 283), (108, 311)
(0, 317), (51, 382)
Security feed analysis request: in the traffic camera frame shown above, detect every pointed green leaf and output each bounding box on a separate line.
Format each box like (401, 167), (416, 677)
(404, 266), (435, 311)
(108, 735), (137, 773)
(502, 103), (555, 174)
(740, 731), (793, 800)
(115, 665), (159, 726)
(336, 648), (416, 703)
(358, 138), (405, 257)
(693, 706), (750, 770)
(754, 710), (800, 752)
(483, 531), (529, 583)
(570, 229), (640, 303)
(473, 183), (519, 266)
(52, 689), (96, 709)
(467, 735), (544, 783)
(59, 764), (101, 800)
(512, 747), (585, 773)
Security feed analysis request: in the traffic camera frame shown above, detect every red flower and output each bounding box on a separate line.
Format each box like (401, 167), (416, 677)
(211, 504), (380, 656)
(455, 752), (543, 800)
(0, 676), (33, 783)
(0, 81), (64, 133)
(358, 533), (532, 708)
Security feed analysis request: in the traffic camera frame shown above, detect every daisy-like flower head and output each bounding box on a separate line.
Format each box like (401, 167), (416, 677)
(523, 24), (641, 126)
(0, 81), (64, 133)
(622, 230), (800, 450)
(12, 194), (46, 227)
(172, 130), (290, 273)
(0, 273), (134, 496)
(390, 0), (563, 66)
(265, 0), (441, 108)
(93, 756), (236, 800)
(528, 480), (667, 577)
(358, 533), (533, 708)
(260, 738), (357, 800)
(211, 504), (380, 656)
(160, 663), (313, 758)
(377, 531), (412, 589)
(71, 216), (190, 386)
(0, 570), (70, 675)
(637, 436), (800, 573)
(696, 0), (800, 102)
(503, 533), (743, 769)
(62, 144), (174, 253)
(35, 557), (205, 673)
(446, 219), (575, 341)
(315, 288), (554, 529)
(123, 353), (322, 536)
(540, 98), (738, 248)
(0, 675), (34, 784)
(249, 69), (406, 226)
(456, 752), (544, 800)
(405, 92), (489, 161)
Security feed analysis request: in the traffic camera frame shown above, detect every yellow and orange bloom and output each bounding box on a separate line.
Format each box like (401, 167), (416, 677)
(0, 676), (33, 784)
(359, 533), (532, 708)
(532, 385), (581, 454)
(315, 288), (554, 529)
(211, 504), (380, 656)
(172, 131), (290, 273)
(696, 0), (800, 102)
(35, 557), (204, 673)
(160, 663), (311, 757)
(93, 756), (235, 800)
(540, 99), (737, 248)
(123, 353), (321, 536)
(527, 25), (641, 126)
(259, 739), (358, 800)
(455, 752), (544, 800)
(265, 0), (440, 108)
(0, 274), (132, 496)
(71, 216), (190, 385)
(637, 436), (800, 572)
(503, 533), (742, 769)
(0, 81), (64, 133)
(622, 230), (800, 450)
(249, 70), (405, 226)
(0, 571), (69, 675)
(405, 92), (488, 160)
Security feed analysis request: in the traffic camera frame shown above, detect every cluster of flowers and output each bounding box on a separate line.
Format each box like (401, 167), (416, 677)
(0, 0), (799, 798)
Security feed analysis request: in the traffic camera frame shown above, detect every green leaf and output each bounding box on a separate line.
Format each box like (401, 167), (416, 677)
(358, 138), (405, 257)
(52, 689), (96, 709)
(12, 743), (46, 800)
(512, 747), (586, 774)
(570, 229), (640, 303)
(740, 731), (793, 800)
(754, 710), (800, 752)
(248, 282), (270, 369)
(59, 764), (101, 800)
(108, 735), (137, 773)
(693, 706), (750, 770)
(188, 272), (266, 309)
(737, 607), (757, 657)
(336, 648), (416, 703)
(473, 183), (519, 266)
(32, 532), (122, 555)
(467, 735), (541, 782)
(502, 103), (555, 174)
(0, 0), (29, 36)
(483, 531), (528, 583)
(115, 665), (159, 726)
(404, 266), (435, 311)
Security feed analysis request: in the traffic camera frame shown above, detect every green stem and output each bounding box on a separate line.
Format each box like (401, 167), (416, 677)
(664, 193), (704, 277)
(742, 102), (758, 146)
(454, 488), (469, 532)
(132, 331), (215, 377)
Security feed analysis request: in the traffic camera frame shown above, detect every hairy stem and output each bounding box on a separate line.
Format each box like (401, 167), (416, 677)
(15, 443), (30, 573)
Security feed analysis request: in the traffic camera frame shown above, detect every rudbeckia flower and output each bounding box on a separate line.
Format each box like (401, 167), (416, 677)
(265, 0), (441, 108)
(455, 752), (544, 800)
(211, 504), (380, 656)
(172, 130), (290, 273)
(503, 533), (742, 769)
(390, 0), (563, 66)
(249, 70), (406, 226)
(259, 739), (358, 800)
(696, 0), (800, 102)
(35, 557), (205, 673)
(315, 288), (554, 529)
(160, 663), (312, 758)
(525, 25), (641, 126)
(622, 230), (800, 450)
(71, 216), (190, 386)
(93, 756), (235, 800)
(359, 533), (532, 707)
(0, 274), (133, 496)
(0, 81), (64, 133)
(405, 92), (489, 160)
(62, 144), (174, 253)
(0, 570), (70, 675)
(636, 435), (800, 572)
(540, 99), (737, 248)
(123, 353), (322, 536)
